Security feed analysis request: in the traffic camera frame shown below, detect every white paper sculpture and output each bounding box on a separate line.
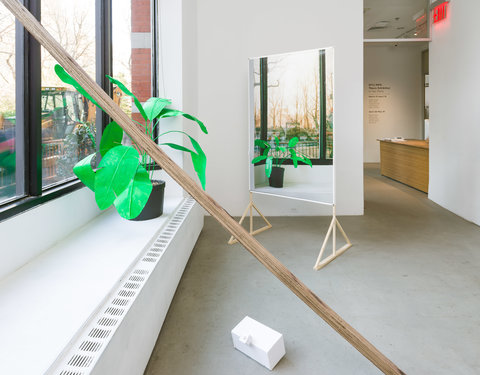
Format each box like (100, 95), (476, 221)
(231, 316), (286, 370)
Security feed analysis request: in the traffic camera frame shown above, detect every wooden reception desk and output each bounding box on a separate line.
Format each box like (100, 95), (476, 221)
(378, 139), (429, 193)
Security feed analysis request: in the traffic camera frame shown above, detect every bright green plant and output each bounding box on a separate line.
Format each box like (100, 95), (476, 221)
(54, 64), (207, 220)
(251, 136), (312, 178)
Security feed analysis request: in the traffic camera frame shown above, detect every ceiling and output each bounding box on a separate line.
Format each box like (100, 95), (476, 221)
(364, 0), (430, 39)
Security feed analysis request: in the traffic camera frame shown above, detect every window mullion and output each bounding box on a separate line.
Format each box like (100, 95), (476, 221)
(319, 49), (326, 161)
(95, 0), (112, 155)
(23, 0), (42, 196)
(259, 57), (268, 143)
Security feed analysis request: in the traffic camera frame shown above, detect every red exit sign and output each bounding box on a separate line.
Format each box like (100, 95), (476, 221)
(433, 2), (448, 23)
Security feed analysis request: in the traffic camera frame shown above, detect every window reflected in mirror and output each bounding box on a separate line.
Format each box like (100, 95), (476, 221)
(253, 48), (334, 164)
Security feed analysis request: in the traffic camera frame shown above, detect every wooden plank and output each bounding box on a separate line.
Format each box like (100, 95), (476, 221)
(1, 1), (405, 373)
(379, 141), (429, 193)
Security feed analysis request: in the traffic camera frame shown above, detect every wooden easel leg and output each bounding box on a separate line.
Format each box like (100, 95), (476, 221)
(314, 216), (335, 266)
(228, 192), (272, 245)
(314, 205), (353, 270)
(227, 202), (251, 245)
(335, 217), (352, 247)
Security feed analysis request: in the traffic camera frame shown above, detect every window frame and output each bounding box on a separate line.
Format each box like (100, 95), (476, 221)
(0, 0), (159, 222)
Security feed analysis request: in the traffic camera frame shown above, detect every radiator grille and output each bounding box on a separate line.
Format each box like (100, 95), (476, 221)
(49, 198), (195, 374)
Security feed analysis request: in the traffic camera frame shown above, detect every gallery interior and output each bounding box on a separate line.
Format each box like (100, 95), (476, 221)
(0, 0), (478, 374)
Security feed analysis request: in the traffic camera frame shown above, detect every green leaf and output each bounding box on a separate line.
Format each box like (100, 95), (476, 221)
(114, 165), (152, 219)
(143, 97), (172, 120)
(94, 146), (140, 210)
(73, 153), (96, 191)
(278, 146), (286, 153)
(99, 121), (123, 157)
(288, 137), (299, 147)
(158, 130), (207, 190)
(106, 75), (148, 121)
(190, 153), (206, 190)
(54, 64), (101, 109)
(265, 156), (273, 178)
(254, 139), (269, 149)
(159, 108), (208, 134)
(301, 156), (313, 167)
(290, 149), (298, 168)
(159, 142), (194, 153)
(251, 155), (267, 164)
(274, 136), (280, 147)
(188, 136), (207, 190)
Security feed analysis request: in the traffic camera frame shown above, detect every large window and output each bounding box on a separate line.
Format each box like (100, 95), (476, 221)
(0, 0), (157, 220)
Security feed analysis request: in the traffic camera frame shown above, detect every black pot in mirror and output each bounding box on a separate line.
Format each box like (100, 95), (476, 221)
(269, 167), (284, 188)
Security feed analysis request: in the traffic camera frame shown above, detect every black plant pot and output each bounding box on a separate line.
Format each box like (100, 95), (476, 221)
(131, 180), (166, 221)
(269, 166), (285, 188)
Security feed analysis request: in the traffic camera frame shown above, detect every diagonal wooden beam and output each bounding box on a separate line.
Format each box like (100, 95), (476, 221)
(1, 0), (405, 373)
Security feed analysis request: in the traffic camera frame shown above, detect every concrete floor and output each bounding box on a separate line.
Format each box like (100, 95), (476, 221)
(144, 164), (480, 375)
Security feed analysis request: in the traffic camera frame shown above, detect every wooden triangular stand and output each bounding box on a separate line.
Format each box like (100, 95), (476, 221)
(314, 205), (352, 270)
(228, 192), (272, 245)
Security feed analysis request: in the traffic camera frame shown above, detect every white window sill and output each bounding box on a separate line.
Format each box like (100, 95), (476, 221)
(0, 196), (188, 375)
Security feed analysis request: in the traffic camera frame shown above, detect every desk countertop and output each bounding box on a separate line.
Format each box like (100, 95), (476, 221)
(378, 139), (429, 149)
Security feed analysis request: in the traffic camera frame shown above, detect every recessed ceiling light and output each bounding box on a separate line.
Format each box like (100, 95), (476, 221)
(375, 21), (389, 28)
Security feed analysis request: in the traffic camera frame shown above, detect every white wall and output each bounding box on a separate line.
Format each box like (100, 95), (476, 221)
(429, 1), (480, 225)
(194, 0), (364, 216)
(156, 0), (188, 198)
(364, 44), (424, 163)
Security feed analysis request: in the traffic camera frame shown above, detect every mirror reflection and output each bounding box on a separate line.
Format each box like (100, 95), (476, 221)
(249, 48), (334, 204)
(364, 0), (430, 39)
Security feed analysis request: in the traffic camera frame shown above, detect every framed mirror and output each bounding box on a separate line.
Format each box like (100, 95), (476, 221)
(248, 47), (334, 205)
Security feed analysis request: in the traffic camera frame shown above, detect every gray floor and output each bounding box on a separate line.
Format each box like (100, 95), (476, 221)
(144, 164), (480, 375)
